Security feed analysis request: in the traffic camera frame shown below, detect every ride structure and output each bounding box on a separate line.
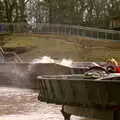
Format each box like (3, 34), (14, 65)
(37, 64), (120, 120)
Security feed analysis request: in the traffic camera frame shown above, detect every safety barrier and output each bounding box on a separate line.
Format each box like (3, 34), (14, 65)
(0, 23), (120, 40)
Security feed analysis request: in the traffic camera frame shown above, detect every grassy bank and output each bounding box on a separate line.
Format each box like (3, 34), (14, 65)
(4, 34), (120, 62)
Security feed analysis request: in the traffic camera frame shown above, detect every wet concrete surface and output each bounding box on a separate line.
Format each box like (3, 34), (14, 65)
(0, 87), (93, 120)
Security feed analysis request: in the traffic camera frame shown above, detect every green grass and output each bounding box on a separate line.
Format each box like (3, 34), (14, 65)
(5, 35), (81, 60)
(4, 34), (120, 62)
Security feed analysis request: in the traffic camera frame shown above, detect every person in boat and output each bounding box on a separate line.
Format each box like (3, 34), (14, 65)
(107, 58), (120, 73)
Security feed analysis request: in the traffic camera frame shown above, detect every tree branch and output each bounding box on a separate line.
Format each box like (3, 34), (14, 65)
(25, 0), (30, 4)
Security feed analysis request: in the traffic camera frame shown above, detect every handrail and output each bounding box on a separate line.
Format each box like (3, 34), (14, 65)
(0, 46), (4, 54)
(0, 46), (23, 63)
(3, 51), (23, 63)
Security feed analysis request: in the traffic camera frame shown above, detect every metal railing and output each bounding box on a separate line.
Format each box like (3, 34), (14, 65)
(0, 23), (120, 40)
(0, 46), (23, 63)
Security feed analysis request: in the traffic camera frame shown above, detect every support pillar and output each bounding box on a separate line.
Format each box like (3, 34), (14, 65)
(61, 105), (71, 120)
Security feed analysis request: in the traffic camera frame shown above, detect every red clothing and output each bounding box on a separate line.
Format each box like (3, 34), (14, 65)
(115, 66), (120, 73)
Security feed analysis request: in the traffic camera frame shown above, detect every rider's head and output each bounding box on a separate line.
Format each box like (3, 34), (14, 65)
(107, 58), (118, 66)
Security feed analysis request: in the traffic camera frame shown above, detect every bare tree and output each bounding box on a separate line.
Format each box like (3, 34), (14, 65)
(0, 0), (120, 29)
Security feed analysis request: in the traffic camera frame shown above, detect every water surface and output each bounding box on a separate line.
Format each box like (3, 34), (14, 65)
(0, 87), (87, 120)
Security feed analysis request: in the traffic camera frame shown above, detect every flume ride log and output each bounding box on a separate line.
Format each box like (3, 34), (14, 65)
(37, 72), (120, 120)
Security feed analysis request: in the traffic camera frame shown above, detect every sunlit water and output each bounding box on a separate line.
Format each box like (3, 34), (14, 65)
(0, 87), (87, 120)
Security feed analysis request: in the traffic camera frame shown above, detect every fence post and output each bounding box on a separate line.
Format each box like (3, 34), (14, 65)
(105, 32), (107, 40)
(112, 33), (114, 40)
(97, 31), (99, 40)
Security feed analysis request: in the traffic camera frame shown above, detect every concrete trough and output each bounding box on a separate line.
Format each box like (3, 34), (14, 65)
(37, 74), (120, 120)
(37, 75), (120, 106)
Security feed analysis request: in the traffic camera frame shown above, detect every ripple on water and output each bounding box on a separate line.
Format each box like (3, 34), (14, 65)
(0, 87), (89, 120)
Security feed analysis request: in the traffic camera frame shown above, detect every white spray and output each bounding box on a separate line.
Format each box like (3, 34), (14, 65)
(30, 56), (73, 67)
(31, 56), (55, 64)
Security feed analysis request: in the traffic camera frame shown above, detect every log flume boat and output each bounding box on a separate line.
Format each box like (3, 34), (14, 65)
(37, 63), (120, 120)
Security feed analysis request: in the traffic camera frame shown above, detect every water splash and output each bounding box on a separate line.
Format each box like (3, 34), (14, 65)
(56, 58), (73, 67)
(31, 56), (55, 64)
(0, 56), (73, 88)
(12, 68), (25, 78)
(30, 56), (73, 67)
